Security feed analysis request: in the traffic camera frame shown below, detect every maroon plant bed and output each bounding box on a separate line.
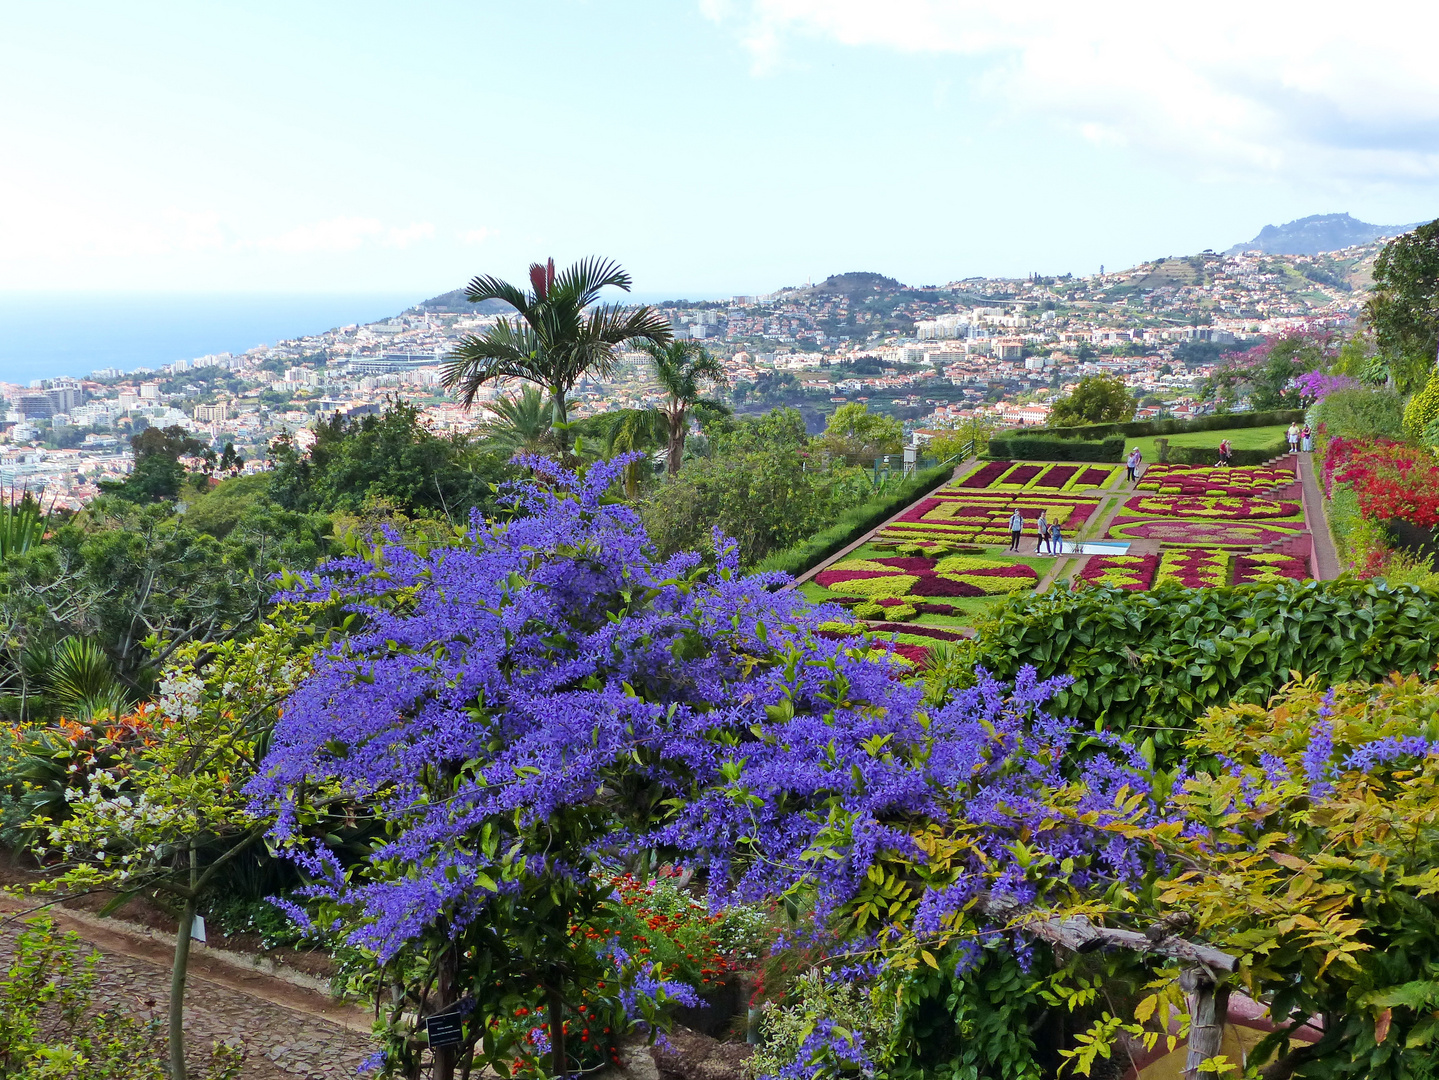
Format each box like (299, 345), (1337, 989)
(1075, 466), (1115, 487)
(869, 623), (967, 641)
(1035, 464), (1081, 489)
(956, 460), (1012, 488)
(1001, 464), (1045, 486)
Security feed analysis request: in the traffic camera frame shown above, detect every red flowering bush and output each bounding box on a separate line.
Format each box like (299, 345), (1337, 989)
(1324, 435), (1439, 528)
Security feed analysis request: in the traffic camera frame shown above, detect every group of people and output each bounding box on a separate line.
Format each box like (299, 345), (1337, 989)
(1009, 509), (1064, 553)
(1287, 422), (1313, 454)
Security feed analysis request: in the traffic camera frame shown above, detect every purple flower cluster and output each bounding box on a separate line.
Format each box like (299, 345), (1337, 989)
(1292, 369), (1359, 403)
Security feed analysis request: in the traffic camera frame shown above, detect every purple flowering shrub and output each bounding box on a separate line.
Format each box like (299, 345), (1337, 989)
(247, 456), (1160, 1078)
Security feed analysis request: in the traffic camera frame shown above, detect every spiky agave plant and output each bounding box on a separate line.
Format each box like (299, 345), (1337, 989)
(0, 488), (48, 559)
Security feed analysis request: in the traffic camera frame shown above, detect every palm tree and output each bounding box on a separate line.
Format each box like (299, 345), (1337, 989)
(478, 385), (556, 459)
(602, 408), (668, 497)
(442, 257), (672, 453)
(638, 340), (730, 475)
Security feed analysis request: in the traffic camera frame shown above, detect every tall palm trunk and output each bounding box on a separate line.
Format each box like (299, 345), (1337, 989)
(666, 405), (686, 476)
(551, 387), (569, 452)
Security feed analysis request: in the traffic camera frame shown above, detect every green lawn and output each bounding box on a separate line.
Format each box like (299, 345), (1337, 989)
(1126, 425), (1290, 466)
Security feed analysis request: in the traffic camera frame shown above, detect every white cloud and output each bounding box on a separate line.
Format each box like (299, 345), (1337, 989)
(385, 222), (436, 248)
(703, 0), (1439, 183)
(459, 227), (493, 246)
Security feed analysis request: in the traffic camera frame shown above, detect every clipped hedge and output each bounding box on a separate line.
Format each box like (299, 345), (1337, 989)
(985, 434), (1125, 462)
(1157, 436), (1289, 467)
(926, 578), (1439, 762)
(1002, 408), (1306, 444)
(754, 464), (954, 577)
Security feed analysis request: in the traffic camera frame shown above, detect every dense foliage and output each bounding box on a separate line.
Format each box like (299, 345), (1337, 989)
(931, 578), (1439, 759)
(639, 409), (871, 566)
(267, 400), (505, 519)
(1046, 374), (1135, 427)
(1367, 218), (1439, 393)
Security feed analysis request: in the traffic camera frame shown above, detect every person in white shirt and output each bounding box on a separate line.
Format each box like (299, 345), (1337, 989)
(1008, 510), (1024, 551)
(1034, 510), (1050, 553)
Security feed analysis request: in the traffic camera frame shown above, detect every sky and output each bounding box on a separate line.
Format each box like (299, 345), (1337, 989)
(2, 0), (1438, 298)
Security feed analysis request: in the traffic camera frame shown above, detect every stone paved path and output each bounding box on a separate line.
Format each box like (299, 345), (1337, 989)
(0, 916), (377, 1079)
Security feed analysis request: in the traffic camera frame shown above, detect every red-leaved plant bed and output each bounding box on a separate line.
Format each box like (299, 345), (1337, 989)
(1121, 495), (1302, 520)
(1107, 519), (1302, 547)
(1034, 464), (1080, 489)
(1232, 552), (1309, 584)
(814, 555), (1039, 599)
(1075, 466), (1115, 487)
(1074, 553), (1159, 591)
(1324, 435), (1439, 528)
(1155, 548), (1229, 588)
(956, 460), (1012, 488)
(869, 623), (967, 640)
(1000, 464), (1045, 486)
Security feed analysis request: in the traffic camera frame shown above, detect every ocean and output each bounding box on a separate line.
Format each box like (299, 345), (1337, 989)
(0, 293), (423, 385)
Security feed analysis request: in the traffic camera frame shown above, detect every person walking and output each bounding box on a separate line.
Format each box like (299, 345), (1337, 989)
(1126, 447), (1142, 482)
(1218, 438), (1233, 466)
(1008, 509), (1024, 551)
(1048, 520), (1064, 555)
(1287, 422), (1300, 453)
(1034, 510), (1050, 553)
(1301, 424), (1313, 452)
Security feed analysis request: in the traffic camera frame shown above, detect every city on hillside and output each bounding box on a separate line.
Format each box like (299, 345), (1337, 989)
(0, 239), (1380, 508)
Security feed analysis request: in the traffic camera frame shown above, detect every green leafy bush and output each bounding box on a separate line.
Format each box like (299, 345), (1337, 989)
(1313, 387), (1407, 441)
(0, 915), (242, 1079)
(928, 578), (1439, 760)
(1404, 366), (1439, 441)
(751, 464), (952, 576)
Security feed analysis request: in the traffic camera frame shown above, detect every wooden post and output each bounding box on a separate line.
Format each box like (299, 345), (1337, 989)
(1181, 968), (1231, 1080)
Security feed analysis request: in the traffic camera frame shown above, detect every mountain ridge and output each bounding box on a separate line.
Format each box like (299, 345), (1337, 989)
(1225, 212), (1423, 256)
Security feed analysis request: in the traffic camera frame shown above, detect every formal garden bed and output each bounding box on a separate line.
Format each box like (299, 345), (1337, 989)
(954, 460), (1121, 492)
(1135, 462), (1295, 496)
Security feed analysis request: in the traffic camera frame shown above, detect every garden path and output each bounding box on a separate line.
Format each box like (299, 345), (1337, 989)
(0, 896), (376, 1079)
(1296, 451), (1341, 579)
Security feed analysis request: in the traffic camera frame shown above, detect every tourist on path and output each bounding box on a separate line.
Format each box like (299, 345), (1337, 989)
(1126, 447), (1142, 482)
(1008, 509), (1024, 551)
(1287, 422), (1300, 453)
(1218, 438), (1233, 466)
(1034, 510), (1050, 553)
(1049, 520), (1064, 555)
(1301, 424), (1313, 452)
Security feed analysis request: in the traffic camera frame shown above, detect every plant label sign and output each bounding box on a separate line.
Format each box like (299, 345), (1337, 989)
(425, 1011), (464, 1050)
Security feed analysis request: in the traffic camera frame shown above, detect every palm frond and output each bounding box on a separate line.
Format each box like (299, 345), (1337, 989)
(442, 320), (546, 405)
(464, 274), (530, 312)
(553, 256), (632, 309)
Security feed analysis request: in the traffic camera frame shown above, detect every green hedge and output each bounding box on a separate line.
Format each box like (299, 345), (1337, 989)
(754, 464), (954, 577)
(986, 434), (1125, 462)
(1002, 408), (1305, 443)
(926, 578), (1439, 763)
(1157, 436), (1289, 467)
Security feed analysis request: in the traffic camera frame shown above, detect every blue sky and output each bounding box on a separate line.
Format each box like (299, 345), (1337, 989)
(2, 0), (1436, 297)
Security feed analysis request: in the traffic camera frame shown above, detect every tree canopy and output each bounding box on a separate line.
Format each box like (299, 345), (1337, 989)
(1366, 219), (1439, 393)
(1046, 374), (1136, 427)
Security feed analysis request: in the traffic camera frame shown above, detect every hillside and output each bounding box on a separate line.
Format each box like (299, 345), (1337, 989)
(1225, 212), (1421, 256)
(409, 288), (513, 315)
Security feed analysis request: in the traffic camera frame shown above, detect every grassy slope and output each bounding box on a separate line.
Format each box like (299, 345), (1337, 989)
(1127, 425), (1290, 465)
